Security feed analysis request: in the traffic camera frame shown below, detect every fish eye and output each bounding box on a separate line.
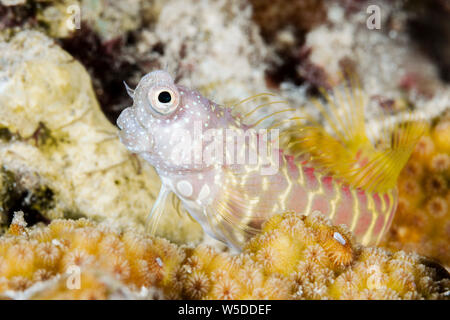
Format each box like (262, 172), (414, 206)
(158, 91), (172, 103)
(148, 87), (179, 115)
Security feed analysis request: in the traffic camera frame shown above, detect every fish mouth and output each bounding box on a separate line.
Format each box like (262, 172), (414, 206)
(116, 106), (154, 154)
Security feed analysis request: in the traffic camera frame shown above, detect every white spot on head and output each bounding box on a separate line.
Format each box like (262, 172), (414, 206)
(333, 232), (346, 245)
(177, 180), (193, 197)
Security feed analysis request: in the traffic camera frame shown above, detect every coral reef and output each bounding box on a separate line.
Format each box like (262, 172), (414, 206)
(0, 0), (160, 122)
(303, 2), (444, 98)
(66, 0), (270, 122)
(1, 0), (450, 301)
(0, 30), (203, 245)
(253, 0), (450, 125)
(0, 0), (148, 40)
(250, 0), (327, 41)
(142, 0), (268, 106)
(0, 0), (39, 31)
(1, 0), (271, 125)
(0, 211), (448, 300)
(405, 0), (450, 82)
(249, 0), (328, 91)
(383, 113), (450, 268)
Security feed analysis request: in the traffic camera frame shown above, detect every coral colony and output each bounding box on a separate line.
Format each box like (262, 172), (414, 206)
(0, 211), (448, 299)
(383, 114), (450, 266)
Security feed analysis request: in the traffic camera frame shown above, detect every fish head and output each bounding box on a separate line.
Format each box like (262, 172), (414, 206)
(117, 70), (230, 175)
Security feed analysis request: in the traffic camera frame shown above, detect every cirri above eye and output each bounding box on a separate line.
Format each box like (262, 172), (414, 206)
(148, 86), (180, 115)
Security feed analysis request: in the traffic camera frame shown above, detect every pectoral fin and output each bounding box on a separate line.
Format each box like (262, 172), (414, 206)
(146, 184), (171, 235)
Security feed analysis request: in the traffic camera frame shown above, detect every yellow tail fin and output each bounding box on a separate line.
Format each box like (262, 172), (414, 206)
(284, 78), (426, 193)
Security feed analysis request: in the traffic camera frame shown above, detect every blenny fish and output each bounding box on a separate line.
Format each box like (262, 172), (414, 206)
(117, 70), (424, 250)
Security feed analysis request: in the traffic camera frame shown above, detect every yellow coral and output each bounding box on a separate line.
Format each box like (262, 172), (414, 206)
(383, 116), (450, 268)
(0, 215), (186, 299)
(0, 210), (448, 300)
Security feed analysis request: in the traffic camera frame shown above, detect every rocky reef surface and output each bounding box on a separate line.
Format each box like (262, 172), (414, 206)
(0, 0), (449, 299)
(0, 30), (203, 245)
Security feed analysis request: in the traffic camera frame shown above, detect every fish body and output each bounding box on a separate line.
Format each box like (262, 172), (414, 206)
(117, 70), (422, 250)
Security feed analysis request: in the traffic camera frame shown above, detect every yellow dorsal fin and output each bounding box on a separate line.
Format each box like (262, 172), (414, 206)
(284, 78), (426, 193)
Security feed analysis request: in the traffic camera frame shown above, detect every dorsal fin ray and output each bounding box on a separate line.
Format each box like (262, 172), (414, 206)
(283, 76), (426, 193)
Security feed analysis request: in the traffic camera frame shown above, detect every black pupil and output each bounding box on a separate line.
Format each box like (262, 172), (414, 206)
(158, 91), (172, 103)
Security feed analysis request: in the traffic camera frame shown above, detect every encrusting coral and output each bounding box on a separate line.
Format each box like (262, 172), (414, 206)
(0, 211), (185, 299)
(383, 113), (450, 268)
(0, 211), (448, 300)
